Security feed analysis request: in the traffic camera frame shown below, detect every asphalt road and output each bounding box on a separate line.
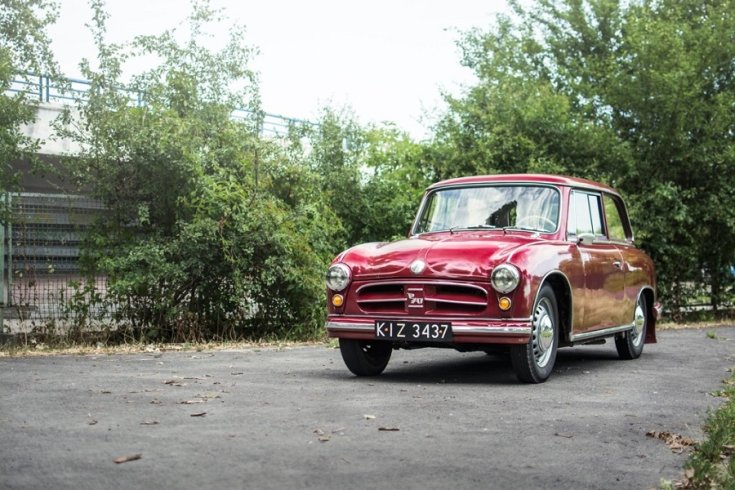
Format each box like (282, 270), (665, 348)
(1, 327), (734, 490)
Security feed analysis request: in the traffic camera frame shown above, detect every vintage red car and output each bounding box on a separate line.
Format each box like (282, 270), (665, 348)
(325, 174), (661, 383)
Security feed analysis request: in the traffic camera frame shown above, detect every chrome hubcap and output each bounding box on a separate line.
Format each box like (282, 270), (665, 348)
(532, 299), (554, 368)
(631, 303), (645, 347)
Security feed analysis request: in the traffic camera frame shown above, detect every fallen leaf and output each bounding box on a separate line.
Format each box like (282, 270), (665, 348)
(114, 454), (142, 464)
(180, 400), (204, 405)
(554, 432), (574, 439)
(378, 427), (400, 432)
(190, 412), (207, 417)
(88, 420), (98, 426)
(100, 390), (112, 394)
(318, 436), (331, 442)
(163, 380), (184, 387)
(150, 399), (161, 405)
(646, 430), (697, 453)
(364, 415), (376, 420)
(140, 420), (159, 426)
(197, 393), (221, 400)
(230, 372), (244, 376)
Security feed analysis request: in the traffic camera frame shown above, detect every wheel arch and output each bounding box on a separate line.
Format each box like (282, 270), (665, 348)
(639, 286), (657, 344)
(537, 271), (573, 345)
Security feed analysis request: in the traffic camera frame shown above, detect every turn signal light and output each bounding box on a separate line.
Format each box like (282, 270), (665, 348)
(498, 296), (512, 311)
(332, 294), (344, 307)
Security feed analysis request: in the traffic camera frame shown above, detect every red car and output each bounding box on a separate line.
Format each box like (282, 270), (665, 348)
(325, 174), (662, 383)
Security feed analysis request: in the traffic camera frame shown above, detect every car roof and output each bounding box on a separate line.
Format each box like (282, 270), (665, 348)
(427, 173), (620, 195)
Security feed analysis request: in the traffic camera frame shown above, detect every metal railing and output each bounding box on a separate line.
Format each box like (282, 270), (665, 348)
(8, 74), (314, 138)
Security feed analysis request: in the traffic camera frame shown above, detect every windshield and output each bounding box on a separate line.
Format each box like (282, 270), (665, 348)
(414, 185), (560, 234)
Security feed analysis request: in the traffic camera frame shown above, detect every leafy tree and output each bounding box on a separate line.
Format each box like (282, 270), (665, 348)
(303, 109), (428, 246)
(432, 0), (735, 311)
(0, 0), (59, 193)
(359, 125), (429, 241)
(60, 0), (336, 340)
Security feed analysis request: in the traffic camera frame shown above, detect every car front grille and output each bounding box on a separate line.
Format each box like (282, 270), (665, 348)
(355, 281), (489, 316)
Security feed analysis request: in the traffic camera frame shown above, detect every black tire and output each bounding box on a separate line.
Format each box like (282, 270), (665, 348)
(510, 284), (559, 383)
(339, 338), (392, 376)
(615, 294), (647, 360)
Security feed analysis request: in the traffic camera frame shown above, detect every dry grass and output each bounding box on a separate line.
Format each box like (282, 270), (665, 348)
(0, 339), (328, 357)
(657, 320), (735, 331)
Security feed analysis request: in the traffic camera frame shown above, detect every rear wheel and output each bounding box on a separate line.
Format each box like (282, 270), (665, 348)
(615, 294), (647, 360)
(510, 284), (559, 383)
(339, 339), (392, 376)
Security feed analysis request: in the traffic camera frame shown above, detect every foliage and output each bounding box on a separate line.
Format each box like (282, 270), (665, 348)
(301, 109), (428, 247)
(59, 0), (339, 341)
(431, 0), (735, 310)
(8, 0), (735, 341)
(680, 370), (735, 488)
(0, 0), (59, 194)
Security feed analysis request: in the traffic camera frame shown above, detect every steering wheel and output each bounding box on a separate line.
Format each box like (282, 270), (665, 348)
(516, 215), (556, 231)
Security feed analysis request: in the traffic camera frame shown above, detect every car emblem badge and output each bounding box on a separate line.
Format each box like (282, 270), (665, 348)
(410, 260), (426, 275)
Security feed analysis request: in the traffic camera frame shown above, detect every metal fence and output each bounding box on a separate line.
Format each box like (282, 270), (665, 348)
(1, 193), (108, 332)
(8, 74), (314, 138)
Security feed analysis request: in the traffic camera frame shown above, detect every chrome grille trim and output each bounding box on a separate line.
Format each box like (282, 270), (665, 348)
(354, 280), (490, 315)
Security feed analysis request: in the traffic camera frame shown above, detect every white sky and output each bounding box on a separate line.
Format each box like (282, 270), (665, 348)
(48, 0), (508, 138)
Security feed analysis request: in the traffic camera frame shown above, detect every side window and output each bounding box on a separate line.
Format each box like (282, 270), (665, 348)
(569, 192), (590, 235)
(588, 194), (604, 236)
(568, 191), (604, 238)
(603, 194), (629, 241)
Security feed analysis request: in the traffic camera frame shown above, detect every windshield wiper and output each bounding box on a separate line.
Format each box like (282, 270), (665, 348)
(502, 226), (541, 234)
(449, 224), (499, 234)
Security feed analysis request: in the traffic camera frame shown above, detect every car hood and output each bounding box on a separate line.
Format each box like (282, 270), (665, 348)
(338, 232), (539, 281)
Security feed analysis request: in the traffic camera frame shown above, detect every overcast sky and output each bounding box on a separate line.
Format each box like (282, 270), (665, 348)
(48, 0), (508, 138)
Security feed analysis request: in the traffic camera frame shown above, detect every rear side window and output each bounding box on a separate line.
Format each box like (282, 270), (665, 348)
(603, 194), (630, 241)
(568, 191), (604, 237)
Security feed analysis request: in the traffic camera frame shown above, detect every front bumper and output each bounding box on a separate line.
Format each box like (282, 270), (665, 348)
(326, 316), (532, 345)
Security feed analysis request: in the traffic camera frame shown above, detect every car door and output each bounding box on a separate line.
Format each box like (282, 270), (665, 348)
(568, 190), (627, 333)
(601, 193), (645, 322)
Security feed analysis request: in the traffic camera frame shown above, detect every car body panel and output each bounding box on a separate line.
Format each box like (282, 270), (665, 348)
(326, 174), (659, 354)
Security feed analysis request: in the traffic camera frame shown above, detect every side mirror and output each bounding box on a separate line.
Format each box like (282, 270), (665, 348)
(577, 233), (596, 246)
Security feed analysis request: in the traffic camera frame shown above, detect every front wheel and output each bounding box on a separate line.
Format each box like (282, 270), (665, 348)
(510, 284), (559, 383)
(339, 339), (392, 376)
(615, 294), (647, 360)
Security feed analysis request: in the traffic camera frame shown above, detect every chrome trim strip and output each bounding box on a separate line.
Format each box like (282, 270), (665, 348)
(356, 298), (405, 304)
(325, 322), (374, 332)
(330, 314), (532, 322)
(355, 280), (489, 295)
(570, 323), (634, 342)
(453, 326), (532, 335)
(326, 321), (532, 336)
(424, 297), (487, 306)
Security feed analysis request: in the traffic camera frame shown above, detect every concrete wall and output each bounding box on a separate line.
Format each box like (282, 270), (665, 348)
(21, 102), (82, 157)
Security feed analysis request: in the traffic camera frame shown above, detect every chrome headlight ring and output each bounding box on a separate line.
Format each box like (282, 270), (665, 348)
(491, 264), (521, 294)
(326, 263), (351, 292)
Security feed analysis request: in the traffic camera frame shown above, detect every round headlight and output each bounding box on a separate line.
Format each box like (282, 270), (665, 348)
(491, 264), (520, 293)
(326, 263), (351, 291)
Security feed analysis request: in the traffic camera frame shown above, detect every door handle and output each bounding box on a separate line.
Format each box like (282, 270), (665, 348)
(613, 261), (622, 269)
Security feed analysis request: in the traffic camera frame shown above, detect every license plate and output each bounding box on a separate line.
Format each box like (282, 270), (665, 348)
(374, 321), (452, 342)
